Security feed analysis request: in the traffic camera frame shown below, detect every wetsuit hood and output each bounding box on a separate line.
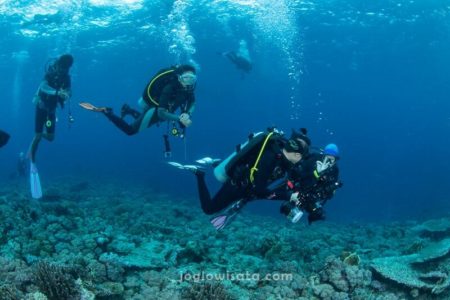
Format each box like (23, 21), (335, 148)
(175, 64), (196, 75)
(291, 128), (311, 151)
(57, 54), (73, 71)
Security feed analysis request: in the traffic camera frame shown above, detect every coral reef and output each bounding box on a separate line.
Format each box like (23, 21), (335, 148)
(371, 238), (450, 294)
(33, 261), (80, 300)
(182, 282), (232, 300)
(0, 284), (22, 300)
(412, 218), (450, 239)
(342, 251), (361, 266)
(319, 255), (372, 293)
(99, 240), (180, 270)
(0, 179), (449, 299)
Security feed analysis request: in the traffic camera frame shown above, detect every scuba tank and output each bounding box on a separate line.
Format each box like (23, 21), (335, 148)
(143, 67), (178, 107)
(138, 97), (150, 110)
(214, 129), (283, 183)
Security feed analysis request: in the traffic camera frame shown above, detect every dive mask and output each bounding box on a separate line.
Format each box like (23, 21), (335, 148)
(178, 71), (197, 90)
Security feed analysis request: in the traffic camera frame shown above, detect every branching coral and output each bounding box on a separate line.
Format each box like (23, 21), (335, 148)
(33, 261), (80, 300)
(181, 282), (233, 300)
(0, 284), (21, 300)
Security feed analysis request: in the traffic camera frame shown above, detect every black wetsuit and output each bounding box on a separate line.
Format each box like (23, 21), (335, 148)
(196, 140), (293, 215)
(17, 157), (26, 176)
(35, 70), (71, 134)
(225, 52), (252, 73)
(286, 153), (341, 224)
(0, 130), (10, 148)
(105, 80), (195, 136)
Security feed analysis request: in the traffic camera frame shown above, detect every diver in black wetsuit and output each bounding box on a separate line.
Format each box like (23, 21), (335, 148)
(194, 134), (306, 216)
(29, 54), (73, 163)
(279, 143), (343, 224)
(170, 128), (316, 230)
(80, 65), (196, 136)
(0, 130), (10, 148)
(221, 39), (252, 74)
(17, 152), (27, 177)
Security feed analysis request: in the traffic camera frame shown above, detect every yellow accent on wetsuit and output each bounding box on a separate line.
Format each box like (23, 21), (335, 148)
(146, 69), (175, 106)
(314, 170), (320, 179)
(250, 132), (275, 184)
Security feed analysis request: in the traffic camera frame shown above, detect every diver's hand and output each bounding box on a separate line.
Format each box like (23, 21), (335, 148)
(179, 113), (192, 127)
(58, 89), (70, 99)
(179, 113), (190, 122)
(181, 119), (192, 127)
(289, 192), (300, 205)
(316, 159), (331, 174)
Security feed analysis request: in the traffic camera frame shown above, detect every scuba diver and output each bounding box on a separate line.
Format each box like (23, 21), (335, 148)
(28, 53), (73, 199)
(17, 152), (27, 177)
(0, 130), (10, 148)
(29, 54), (73, 163)
(79, 65), (196, 141)
(220, 39), (252, 74)
(169, 128), (307, 230)
(279, 143), (343, 225)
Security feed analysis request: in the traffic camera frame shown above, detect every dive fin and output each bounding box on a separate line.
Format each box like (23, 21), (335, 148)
(30, 162), (42, 199)
(167, 161), (203, 172)
(79, 102), (109, 113)
(210, 200), (245, 230)
(167, 161), (183, 168)
(210, 215), (228, 230)
(195, 157), (221, 166)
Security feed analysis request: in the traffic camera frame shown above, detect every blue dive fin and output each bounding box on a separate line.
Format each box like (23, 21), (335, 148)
(30, 162), (42, 199)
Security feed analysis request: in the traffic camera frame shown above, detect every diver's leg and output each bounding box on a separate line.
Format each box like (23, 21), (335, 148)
(103, 110), (139, 136)
(129, 108), (141, 119)
(29, 134), (42, 163)
(104, 106), (155, 135)
(226, 51), (238, 64)
(42, 112), (56, 142)
(121, 104), (142, 119)
(29, 107), (46, 163)
(44, 133), (55, 141)
(195, 172), (243, 215)
(137, 108), (156, 132)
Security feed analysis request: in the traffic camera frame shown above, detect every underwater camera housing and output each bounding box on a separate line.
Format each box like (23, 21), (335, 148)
(280, 201), (304, 223)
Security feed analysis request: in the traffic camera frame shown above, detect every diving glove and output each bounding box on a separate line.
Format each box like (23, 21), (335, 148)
(316, 157), (333, 174)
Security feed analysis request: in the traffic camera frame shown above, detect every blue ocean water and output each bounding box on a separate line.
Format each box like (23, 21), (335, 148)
(0, 0), (449, 224)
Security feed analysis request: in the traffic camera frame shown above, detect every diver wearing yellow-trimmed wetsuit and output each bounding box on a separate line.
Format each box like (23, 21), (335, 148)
(102, 65), (196, 136)
(29, 54), (73, 163)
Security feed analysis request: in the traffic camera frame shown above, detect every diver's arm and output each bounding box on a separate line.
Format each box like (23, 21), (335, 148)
(157, 108), (180, 122)
(39, 80), (59, 96)
(252, 151), (279, 198)
(156, 84), (180, 121)
(65, 77), (72, 97)
(187, 102), (195, 115)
